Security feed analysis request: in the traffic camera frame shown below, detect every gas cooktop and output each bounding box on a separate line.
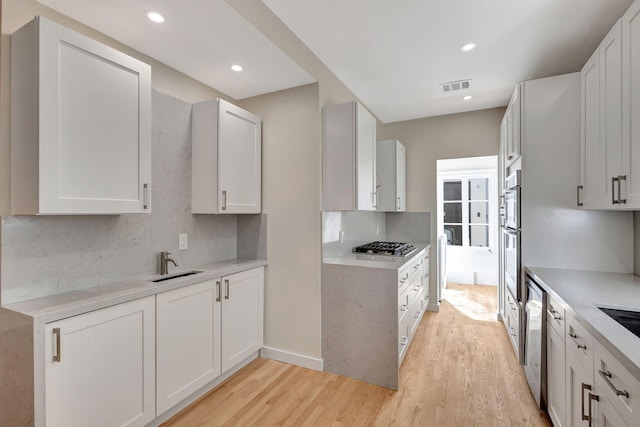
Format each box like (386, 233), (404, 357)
(353, 241), (416, 256)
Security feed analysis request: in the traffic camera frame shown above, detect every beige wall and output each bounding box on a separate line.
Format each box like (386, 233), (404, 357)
(239, 83), (322, 357)
(381, 107), (505, 298)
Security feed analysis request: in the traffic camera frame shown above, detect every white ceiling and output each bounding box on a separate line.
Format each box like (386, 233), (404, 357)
(36, 0), (315, 100)
(35, 0), (635, 123)
(263, 0), (634, 123)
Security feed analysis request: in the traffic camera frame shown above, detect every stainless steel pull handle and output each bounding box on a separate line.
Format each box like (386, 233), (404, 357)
(547, 309), (561, 320)
(612, 177), (620, 204)
(577, 185), (584, 207)
(569, 332), (578, 339)
(414, 311), (420, 319)
(599, 370), (630, 398)
(582, 382), (592, 421)
(400, 336), (408, 346)
(216, 281), (221, 302)
(619, 175), (627, 204)
(588, 393), (599, 427)
(397, 197), (401, 210)
(400, 304), (408, 312)
(577, 344), (587, 350)
(143, 183), (149, 209)
(222, 190), (227, 211)
(225, 279), (229, 300)
(53, 328), (61, 363)
(508, 155), (513, 160)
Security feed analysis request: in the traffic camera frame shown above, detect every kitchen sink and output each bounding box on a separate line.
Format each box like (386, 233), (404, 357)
(599, 307), (640, 339)
(148, 270), (204, 283)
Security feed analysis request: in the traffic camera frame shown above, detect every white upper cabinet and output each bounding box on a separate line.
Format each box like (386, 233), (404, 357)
(578, 8), (640, 210)
(323, 101), (377, 211)
(622, 0), (640, 206)
(11, 17), (151, 215)
(505, 85), (522, 166)
(376, 139), (406, 212)
(192, 98), (262, 214)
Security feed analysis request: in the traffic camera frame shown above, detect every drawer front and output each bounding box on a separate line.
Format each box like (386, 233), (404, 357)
(594, 341), (640, 426)
(398, 308), (412, 358)
(398, 285), (410, 320)
(566, 313), (594, 373)
(547, 294), (565, 340)
(408, 293), (422, 336)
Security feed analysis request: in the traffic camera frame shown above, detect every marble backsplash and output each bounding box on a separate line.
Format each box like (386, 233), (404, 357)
(1, 91), (264, 305)
(322, 211), (431, 258)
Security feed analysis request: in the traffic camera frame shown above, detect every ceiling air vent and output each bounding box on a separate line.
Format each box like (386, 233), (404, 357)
(441, 79), (471, 93)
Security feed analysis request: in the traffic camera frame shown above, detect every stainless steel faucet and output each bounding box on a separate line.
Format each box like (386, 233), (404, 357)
(160, 251), (179, 275)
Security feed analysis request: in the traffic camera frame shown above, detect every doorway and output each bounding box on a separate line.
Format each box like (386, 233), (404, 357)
(436, 156), (498, 287)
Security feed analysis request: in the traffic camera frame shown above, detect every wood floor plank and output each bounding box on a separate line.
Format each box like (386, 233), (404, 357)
(162, 283), (550, 426)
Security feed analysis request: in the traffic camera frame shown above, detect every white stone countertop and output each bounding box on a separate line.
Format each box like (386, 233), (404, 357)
(1, 258), (267, 323)
(526, 267), (640, 380)
(322, 244), (429, 270)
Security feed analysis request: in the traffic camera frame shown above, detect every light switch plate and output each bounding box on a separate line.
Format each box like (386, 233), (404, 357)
(179, 233), (188, 250)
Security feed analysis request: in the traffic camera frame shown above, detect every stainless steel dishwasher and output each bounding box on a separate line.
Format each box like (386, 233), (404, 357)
(524, 274), (546, 409)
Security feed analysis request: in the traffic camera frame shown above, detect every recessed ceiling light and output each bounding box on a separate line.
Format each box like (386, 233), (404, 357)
(460, 43), (477, 52)
(463, 95), (472, 101)
(146, 10), (165, 23)
(231, 64), (243, 72)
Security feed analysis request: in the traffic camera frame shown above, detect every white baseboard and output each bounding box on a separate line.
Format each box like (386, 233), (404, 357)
(261, 346), (323, 371)
(427, 302), (440, 312)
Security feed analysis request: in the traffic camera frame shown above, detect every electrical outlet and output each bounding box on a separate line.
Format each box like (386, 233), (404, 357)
(179, 233), (188, 250)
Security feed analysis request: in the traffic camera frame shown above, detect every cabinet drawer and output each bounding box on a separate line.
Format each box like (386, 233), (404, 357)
(566, 313), (595, 373)
(594, 342), (640, 426)
(547, 294), (566, 339)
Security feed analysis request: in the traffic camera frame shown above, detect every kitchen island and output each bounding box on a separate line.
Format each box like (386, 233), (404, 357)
(322, 244), (429, 389)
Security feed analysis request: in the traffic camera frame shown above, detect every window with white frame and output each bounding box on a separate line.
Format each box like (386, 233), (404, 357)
(439, 172), (495, 248)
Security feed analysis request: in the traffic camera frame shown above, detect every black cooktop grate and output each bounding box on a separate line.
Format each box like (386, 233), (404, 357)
(354, 241), (409, 256)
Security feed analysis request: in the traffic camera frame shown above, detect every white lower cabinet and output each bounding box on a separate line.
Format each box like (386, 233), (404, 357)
(45, 296), (156, 427)
(156, 267), (264, 414)
(547, 321), (566, 427)
(156, 280), (220, 415)
(221, 267), (264, 372)
(566, 349), (593, 427)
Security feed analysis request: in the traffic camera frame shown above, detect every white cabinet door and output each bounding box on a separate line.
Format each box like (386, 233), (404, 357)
(376, 139), (406, 212)
(396, 142), (407, 211)
(602, 20), (624, 207)
(218, 100), (262, 213)
(566, 350), (593, 427)
(356, 103), (377, 211)
(592, 387), (629, 427)
(192, 98), (262, 214)
(45, 296), (155, 427)
(156, 280), (221, 415)
(506, 85), (521, 165)
(221, 267), (264, 372)
(547, 322), (567, 427)
(581, 48), (603, 208)
(622, 1), (640, 207)
(322, 101), (377, 211)
(11, 17), (151, 215)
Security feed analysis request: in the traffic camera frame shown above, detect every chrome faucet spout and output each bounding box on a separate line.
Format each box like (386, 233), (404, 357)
(160, 251), (179, 275)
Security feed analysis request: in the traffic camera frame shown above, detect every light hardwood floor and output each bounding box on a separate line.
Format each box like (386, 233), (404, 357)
(163, 283), (550, 426)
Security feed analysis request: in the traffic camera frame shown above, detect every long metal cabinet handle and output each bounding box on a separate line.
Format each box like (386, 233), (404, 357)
(397, 197), (401, 210)
(216, 280), (221, 302)
(222, 190), (227, 211)
(599, 369), (630, 398)
(143, 183), (149, 209)
(612, 177), (619, 204)
(582, 382), (592, 421)
(619, 175), (627, 204)
(588, 392), (599, 427)
(225, 279), (230, 300)
(577, 185), (584, 207)
(53, 328), (61, 363)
